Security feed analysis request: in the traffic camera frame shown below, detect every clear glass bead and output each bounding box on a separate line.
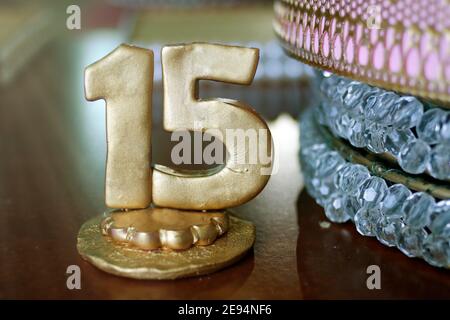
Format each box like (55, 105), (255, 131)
(341, 82), (365, 111)
(417, 108), (447, 145)
(402, 192), (435, 229)
(382, 184), (412, 219)
(428, 144), (450, 180)
(429, 200), (450, 237)
(342, 195), (360, 220)
(316, 102), (328, 125)
(353, 87), (380, 118)
(300, 142), (329, 158)
(384, 128), (415, 157)
(357, 176), (388, 208)
(319, 76), (336, 97)
(391, 96), (424, 129)
(333, 113), (353, 138)
(325, 194), (351, 223)
(301, 141), (329, 155)
(302, 143), (328, 156)
(354, 207), (381, 236)
(305, 176), (322, 201)
(440, 111), (450, 142)
(304, 179), (318, 200)
(348, 119), (367, 147)
(363, 94), (378, 120)
(333, 163), (351, 189)
(326, 104), (339, 126)
(365, 122), (387, 154)
(315, 178), (337, 206)
(364, 92), (398, 124)
(397, 226), (427, 258)
(311, 176), (322, 191)
(376, 216), (404, 247)
(398, 139), (431, 174)
(330, 79), (349, 103)
(422, 235), (450, 268)
(334, 164), (370, 194)
(314, 151), (345, 178)
(301, 143), (328, 171)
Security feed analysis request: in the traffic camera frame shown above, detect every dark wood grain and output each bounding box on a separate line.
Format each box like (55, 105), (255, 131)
(0, 43), (449, 300)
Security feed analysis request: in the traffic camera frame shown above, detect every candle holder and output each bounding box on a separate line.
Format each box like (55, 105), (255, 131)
(76, 43), (273, 279)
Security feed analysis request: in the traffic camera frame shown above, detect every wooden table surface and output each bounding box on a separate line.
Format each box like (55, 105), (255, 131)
(0, 40), (449, 300)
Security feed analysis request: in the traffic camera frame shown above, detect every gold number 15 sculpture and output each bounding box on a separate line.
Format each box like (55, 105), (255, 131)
(78, 43), (274, 279)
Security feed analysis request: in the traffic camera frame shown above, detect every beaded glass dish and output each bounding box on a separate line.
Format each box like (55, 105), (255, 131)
(274, 0), (450, 106)
(300, 107), (450, 268)
(318, 74), (450, 180)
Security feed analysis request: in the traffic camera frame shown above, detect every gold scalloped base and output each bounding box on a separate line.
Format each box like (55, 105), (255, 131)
(77, 213), (255, 280)
(102, 208), (229, 251)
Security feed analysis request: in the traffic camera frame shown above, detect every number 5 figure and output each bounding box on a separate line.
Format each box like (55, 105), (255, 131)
(85, 43), (273, 210)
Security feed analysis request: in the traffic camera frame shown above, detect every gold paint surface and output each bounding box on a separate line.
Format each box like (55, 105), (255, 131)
(77, 214), (255, 280)
(85, 44), (153, 209)
(84, 43), (273, 211)
(102, 207), (229, 250)
(154, 43), (274, 210)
